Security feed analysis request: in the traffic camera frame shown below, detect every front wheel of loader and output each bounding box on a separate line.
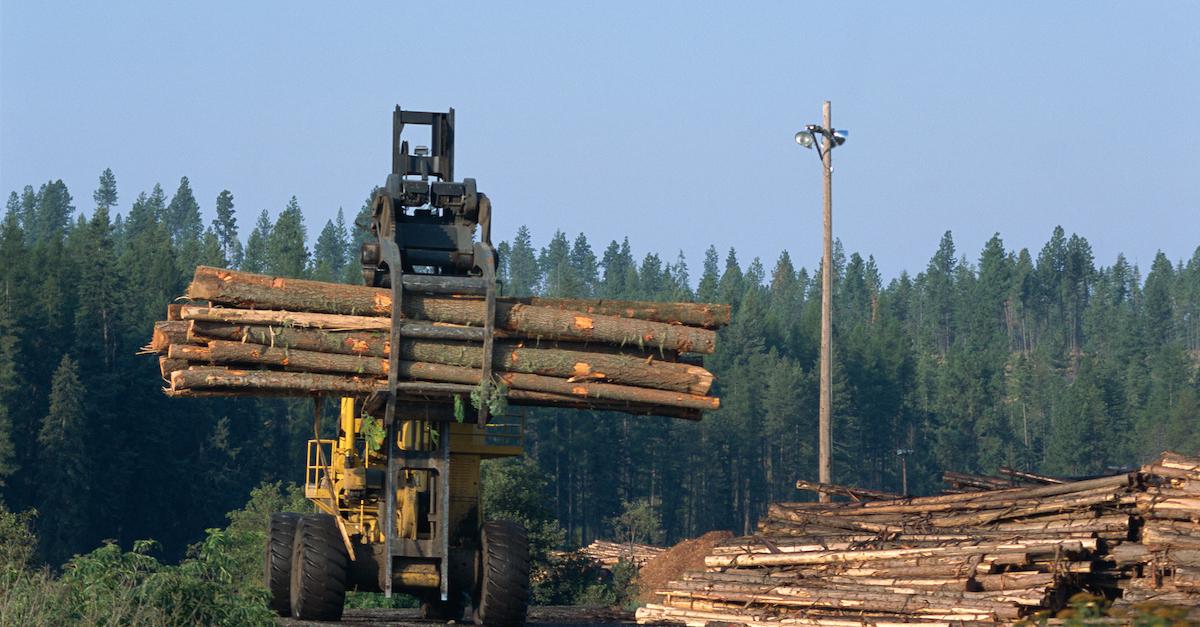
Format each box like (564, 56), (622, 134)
(473, 520), (530, 627)
(290, 514), (349, 621)
(265, 512), (302, 616)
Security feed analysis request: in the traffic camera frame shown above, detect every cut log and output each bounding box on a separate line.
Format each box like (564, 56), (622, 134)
(186, 321), (713, 394)
(149, 320), (190, 353)
(158, 356), (188, 379)
(168, 343), (719, 412)
(188, 266), (729, 328)
(164, 366), (701, 418)
(180, 305), (391, 330)
(998, 466), (1066, 485)
(794, 480), (899, 501)
(520, 297), (730, 328)
(185, 267), (718, 353)
(170, 367), (383, 395)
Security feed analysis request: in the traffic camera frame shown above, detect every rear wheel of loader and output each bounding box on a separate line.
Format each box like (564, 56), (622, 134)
(265, 512), (302, 616)
(473, 520), (530, 627)
(290, 514), (349, 621)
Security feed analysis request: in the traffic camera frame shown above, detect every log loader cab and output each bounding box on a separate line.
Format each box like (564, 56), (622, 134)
(264, 107), (531, 624)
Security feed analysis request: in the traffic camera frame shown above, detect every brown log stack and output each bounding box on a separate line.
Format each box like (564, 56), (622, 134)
(146, 266), (724, 418)
(638, 452), (1200, 625)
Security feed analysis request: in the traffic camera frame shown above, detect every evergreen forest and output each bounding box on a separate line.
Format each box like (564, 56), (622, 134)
(2, 169), (1200, 578)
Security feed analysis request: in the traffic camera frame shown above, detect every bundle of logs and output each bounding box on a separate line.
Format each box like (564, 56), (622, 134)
(637, 452), (1200, 625)
(144, 267), (725, 419)
(583, 540), (666, 569)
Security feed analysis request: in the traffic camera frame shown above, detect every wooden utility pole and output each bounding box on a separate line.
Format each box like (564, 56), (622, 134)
(818, 100), (833, 501)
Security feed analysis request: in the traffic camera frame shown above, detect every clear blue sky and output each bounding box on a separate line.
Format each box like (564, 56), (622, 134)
(3, 2), (1197, 279)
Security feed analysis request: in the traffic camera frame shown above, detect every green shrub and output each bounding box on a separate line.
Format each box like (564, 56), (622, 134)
(0, 483), (309, 626)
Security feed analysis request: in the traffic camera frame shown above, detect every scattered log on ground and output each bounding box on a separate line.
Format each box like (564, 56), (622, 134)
(794, 480), (899, 502)
(582, 540), (666, 568)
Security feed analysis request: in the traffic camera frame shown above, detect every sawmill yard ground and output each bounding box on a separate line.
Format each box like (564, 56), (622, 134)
(280, 605), (637, 626)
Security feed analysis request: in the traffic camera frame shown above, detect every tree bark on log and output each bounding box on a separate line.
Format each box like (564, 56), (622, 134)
(186, 321), (712, 394)
(519, 296), (729, 328)
(164, 366), (701, 418)
(185, 267), (718, 353)
(170, 367), (383, 394)
(169, 342), (719, 411)
(159, 356), (188, 379)
(188, 265), (729, 327)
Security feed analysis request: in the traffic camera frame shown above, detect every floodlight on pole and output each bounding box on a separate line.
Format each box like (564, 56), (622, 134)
(794, 124), (848, 161)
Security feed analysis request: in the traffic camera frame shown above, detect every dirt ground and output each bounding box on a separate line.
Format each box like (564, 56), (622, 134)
(280, 605), (636, 626)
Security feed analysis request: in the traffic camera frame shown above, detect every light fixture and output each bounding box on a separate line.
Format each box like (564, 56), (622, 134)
(794, 126), (849, 159)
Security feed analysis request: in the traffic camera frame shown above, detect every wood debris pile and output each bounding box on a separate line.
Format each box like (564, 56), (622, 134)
(637, 452), (1200, 625)
(144, 266), (726, 418)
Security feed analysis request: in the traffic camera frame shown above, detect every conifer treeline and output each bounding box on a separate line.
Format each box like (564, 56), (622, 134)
(1, 170), (1198, 564)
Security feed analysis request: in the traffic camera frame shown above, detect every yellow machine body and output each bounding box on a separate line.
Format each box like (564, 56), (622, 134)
(304, 398), (522, 591)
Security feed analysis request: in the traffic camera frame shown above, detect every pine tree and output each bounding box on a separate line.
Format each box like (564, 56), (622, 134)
(0, 297), (20, 489)
(93, 168), (118, 211)
(599, 238), (636, 299)
(506, 225), (540, 297)
(212, 190), (243, 268)
(921, 231), (958, 354)
(267, 196), (309, 278)
(119, 188), (177, 331)
(30, 180), (75, 246)
(1143, 251), (1174, 347)
(242, 209), (273, 273)
(312, 209), (349, 282)
(167, 177), (204, 272)
(0, 198), (33, 500)
(539, 231), (575, 297)
(718, 248), (744, 306)
(73, 205), (123, 370)
(343, 197), (375, 284)
(697, 245), (720, 303)
(18, 185), (37, 241)
(37, 355), (89, 565)
(639, 252), (665, 299)
(199, 227), (227, 267)
(496, 241), (512, 287)
(569, 233), (598, 297)
(165, 176), (203, 245)
(668, 250), (692, 301)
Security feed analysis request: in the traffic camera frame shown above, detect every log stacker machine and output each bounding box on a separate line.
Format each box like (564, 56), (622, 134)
(265, 108), (529, 624)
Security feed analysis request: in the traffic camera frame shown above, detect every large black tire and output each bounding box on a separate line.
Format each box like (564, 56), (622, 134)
(473, 520), (530, 627)
(290, 514), (349, 621)
(265, 512), (301, 616)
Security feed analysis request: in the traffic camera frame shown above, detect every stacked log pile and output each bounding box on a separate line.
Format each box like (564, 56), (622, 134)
(1112, 451), (1200, 616)
(144, 267), (726, 418)
(638, 453), (1200, 625)
(583, 540), (666, 568)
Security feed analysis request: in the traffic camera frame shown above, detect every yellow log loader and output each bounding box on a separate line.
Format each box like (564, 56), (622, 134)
(266, 108), (528, 624)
